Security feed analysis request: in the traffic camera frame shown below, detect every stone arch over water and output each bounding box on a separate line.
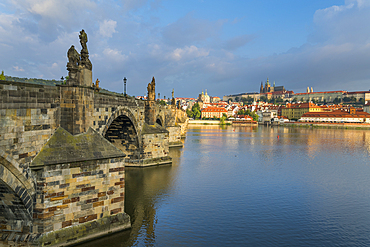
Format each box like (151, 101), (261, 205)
(0, 151), (34, 234)
(103, 107), (142, 160)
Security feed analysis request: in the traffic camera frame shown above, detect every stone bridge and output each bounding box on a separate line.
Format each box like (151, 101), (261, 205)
(0, 31), (188, 246)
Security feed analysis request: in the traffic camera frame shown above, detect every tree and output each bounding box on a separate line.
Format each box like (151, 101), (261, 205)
(236, 109), (258, 121)
(158, 100), (167, 106)
(292, 97), (298, 103)
(259, 96), (267, 102)
(190, 103), (201, 119)
(276, 98), (283, 103)
(235, 96), (240, 102)
(0, 71), (5, 80)
(333, 97), (342, 104)
(359, 98), (365, 105)
(220, 113), (227, 125)
(186, 109), (192, 118)
(343, 97), (351, 102)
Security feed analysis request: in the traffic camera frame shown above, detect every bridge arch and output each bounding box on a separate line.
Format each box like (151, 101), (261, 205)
(0, 150), (34, 226)
(156, 115), (164, 127)
(102, 106), (142, 160)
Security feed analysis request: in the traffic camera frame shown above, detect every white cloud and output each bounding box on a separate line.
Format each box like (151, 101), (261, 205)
(13, 66), (24, 72)
(168, 45), (209, 61)
(103, 48), (128, 61)
(99, 19), (117, 38)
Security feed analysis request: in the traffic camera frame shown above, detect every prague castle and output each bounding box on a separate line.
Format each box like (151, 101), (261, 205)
(260, 78), (285, 93)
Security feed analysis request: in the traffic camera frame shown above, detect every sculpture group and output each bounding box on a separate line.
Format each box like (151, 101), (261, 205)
(67, 29), (92, 70)
(66, 30), (93, 86)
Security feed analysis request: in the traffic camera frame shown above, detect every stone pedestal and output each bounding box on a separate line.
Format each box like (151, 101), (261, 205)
(79, 67), (93, 87)
(145, 100), (156, 125)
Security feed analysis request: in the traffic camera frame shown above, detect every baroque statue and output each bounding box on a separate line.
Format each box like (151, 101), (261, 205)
(79, 29), (88, 52)
(79, 29), (92, 70)
(67, 45), (80, 69)
(147, 77), (156, 101)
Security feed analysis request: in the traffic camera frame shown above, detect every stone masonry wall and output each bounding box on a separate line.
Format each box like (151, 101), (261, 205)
(0, 81), (60, 177)
(142, 132), (169, 160)
(31, 157), (129, 246)
(167, 126), (181, 145)
(60, 86), (94, 135)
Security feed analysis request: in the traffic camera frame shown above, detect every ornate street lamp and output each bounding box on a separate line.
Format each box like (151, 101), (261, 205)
(123, 77), (127, 96)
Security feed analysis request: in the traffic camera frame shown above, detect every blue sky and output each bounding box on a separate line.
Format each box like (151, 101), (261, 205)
(1, 0), (370, 98)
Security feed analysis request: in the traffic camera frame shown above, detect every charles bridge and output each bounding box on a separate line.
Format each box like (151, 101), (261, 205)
(0, 30), (188, 246)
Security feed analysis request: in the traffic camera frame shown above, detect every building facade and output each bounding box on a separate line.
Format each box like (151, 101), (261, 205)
(281, 102), (324, 120)
(201, 107), (228, 119)
(300, 109), (370, 123)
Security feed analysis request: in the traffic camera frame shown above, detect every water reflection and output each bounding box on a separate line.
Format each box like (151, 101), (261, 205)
(77, 147), (182, 247)
(77, 126), (370, 246)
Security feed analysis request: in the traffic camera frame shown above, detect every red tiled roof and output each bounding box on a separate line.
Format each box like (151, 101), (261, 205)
(295, 91), (346, 95)
(301, 110), (370, 118)
(346, 91), (370, 94)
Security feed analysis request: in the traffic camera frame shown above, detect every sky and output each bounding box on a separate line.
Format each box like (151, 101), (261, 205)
(1, 0), (370, 98)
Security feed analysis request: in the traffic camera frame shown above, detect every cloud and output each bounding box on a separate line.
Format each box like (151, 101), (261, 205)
(162, 12), (225, 46)
(13, 66), (24, 72)
(223, 34), (255, 51)
(99, 19), (117, 38)
(9, 0), (97, 42)
(102, 48), (128, 62)
(310, 0), (370, 44)
(1, 0), (370, 97)
(168, 45), (209, 61)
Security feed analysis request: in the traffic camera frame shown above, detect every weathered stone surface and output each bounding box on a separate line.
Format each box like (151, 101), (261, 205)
(0, 76), (187, 245)
(31, 127), (125, 167)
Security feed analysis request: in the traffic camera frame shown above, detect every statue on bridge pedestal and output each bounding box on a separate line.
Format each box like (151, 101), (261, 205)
(79, 29), (92, 70)
(171, 88), (176, 107)
(66, 29), (93, 86)
(147, 77), (156, 101)
(67, 45), (80, 69)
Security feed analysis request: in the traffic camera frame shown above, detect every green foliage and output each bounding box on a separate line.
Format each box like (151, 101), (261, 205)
(234, 96), (240, 102)
(219, 113), (227, 125)
(259, 96), (267, 102)
(63, 76), (69, 85)
(292, 97), (298, 102)
(4, 74), (63, 86)
(333, 97), (342, 104)
(0, 71), (5, 80)
(241, 96), (254, 104)
(186, 103), (201, 119)
(157, 100), (167, 106)
(343, 97), (351, 102)
(236, 109), (259, 121)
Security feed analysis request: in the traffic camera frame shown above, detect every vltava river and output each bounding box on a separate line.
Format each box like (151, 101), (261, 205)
(79, 125), (370, 246)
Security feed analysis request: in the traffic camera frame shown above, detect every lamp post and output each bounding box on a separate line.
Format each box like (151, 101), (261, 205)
(123, 77), (127, 97)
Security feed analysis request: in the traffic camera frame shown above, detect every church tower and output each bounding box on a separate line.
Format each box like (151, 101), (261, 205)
(260, 82), (263, 93)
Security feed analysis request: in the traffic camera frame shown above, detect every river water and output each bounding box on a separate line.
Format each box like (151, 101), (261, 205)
(78, 125), (370, 246)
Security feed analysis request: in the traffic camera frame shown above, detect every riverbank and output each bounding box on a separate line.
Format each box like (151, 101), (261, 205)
(280, 122), (370, 130)
(188, 120), (232, 125)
